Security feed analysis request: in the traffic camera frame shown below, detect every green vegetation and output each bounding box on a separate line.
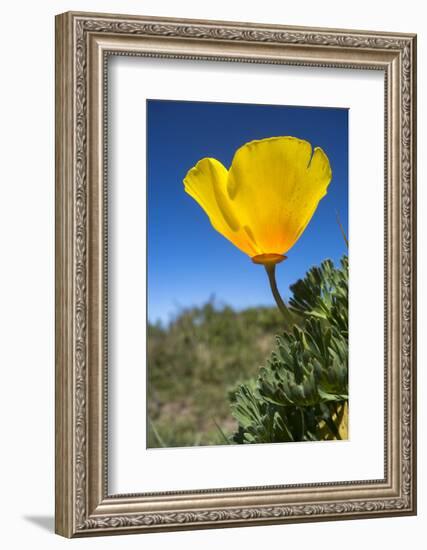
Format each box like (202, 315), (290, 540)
(148, 255), (348, 448)
(231, 257), (348, 444)
(147, 302), (293, 447)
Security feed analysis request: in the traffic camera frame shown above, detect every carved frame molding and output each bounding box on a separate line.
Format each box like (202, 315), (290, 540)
(55, 11), (416, 537)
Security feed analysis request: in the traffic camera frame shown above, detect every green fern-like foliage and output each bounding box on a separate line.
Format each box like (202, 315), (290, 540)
(230, 256), (348, 444)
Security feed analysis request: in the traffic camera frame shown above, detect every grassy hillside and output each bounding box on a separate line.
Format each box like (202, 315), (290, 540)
(147, 301), (291, 447)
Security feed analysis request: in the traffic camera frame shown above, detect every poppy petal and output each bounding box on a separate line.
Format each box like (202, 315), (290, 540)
(183, 158), (259, 256)
(227, 136), (332, 255)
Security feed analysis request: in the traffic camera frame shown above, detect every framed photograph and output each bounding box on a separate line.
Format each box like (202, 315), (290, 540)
(55, 11), (417, 537)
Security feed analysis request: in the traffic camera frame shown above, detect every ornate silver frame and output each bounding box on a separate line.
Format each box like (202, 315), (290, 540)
(55, 11), (417, 538)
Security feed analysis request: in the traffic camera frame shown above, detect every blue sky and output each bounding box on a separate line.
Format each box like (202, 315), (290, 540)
(147, 99), (348, 324)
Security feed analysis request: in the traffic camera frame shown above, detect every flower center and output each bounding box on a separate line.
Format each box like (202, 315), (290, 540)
(251, 254), (287, 266)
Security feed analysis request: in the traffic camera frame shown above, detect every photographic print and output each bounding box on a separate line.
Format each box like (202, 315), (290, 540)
(147, 99), (349, 449)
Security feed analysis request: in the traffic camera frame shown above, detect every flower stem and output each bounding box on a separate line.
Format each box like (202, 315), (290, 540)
(264, 263), (293, 324)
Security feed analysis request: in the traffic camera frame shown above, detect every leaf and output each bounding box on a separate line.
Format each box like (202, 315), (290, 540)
(230, 255), (348, 444)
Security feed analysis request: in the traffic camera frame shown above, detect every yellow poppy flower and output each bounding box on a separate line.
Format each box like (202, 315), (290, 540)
(184, 136), (332, 265)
